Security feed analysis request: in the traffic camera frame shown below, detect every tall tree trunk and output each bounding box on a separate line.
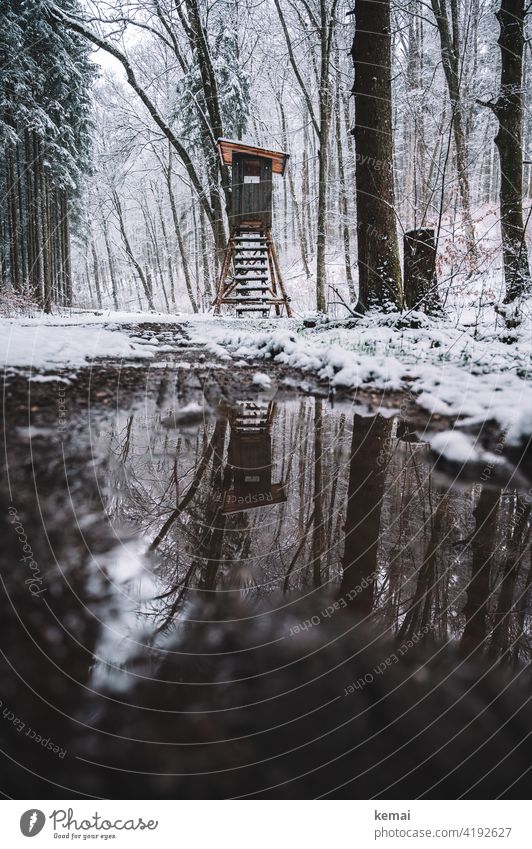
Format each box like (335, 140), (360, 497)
(101, 213), (119, 311)
(316, 76), (331, 311)
(489, 0), (531, 310)
(351, 0), (402, 312)
(278, 95), (311, 278)
(61, 191), (72, 307)
(165, 151), (198, 313)
(431, 0), (477, 258)
(90, 238), (103, 309)
(334, 67), (355, 301)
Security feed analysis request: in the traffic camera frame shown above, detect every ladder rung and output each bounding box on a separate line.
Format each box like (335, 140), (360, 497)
(234, 246), (268, 252)
(229, 298), (272, 304)
(235, 287), (270, 292)
(222, 297), (286, 305)
(235, 276), (268, 282)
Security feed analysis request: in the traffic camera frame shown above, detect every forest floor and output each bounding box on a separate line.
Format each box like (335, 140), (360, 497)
(2, 308), (532, 481)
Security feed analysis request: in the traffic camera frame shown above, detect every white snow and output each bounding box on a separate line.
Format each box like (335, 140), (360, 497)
(429, 430), (504, 466)
(252, 371), (272, 388)
(5, 307), (532, 444)
(188, 312), (532, 442)
(161, 401), (210, 428)
(0, 317), (159, 369)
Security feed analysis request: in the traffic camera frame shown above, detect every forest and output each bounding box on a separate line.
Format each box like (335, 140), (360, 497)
(1, 0), (530, 321)
(2, 0), (532, 810)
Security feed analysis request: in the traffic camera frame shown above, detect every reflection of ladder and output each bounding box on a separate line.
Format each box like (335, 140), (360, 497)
(213, 227), (292, 317)
(231, 401), (275, 433)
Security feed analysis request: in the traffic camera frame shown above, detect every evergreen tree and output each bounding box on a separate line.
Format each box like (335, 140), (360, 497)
(174, 5), (250, 146)
(0, 0), (95, 310)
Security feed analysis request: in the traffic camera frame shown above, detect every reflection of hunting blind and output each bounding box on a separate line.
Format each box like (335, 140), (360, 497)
(222, 401), (287, 514)
(214, 139), (292, 317)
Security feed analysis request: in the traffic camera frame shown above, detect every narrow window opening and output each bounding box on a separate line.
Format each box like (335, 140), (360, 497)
(243, 158), (261, 184)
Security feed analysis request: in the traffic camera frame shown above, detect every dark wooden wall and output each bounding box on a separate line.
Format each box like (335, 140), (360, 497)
(231, 154), (272, 228)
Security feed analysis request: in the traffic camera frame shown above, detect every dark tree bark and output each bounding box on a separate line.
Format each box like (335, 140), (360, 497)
(339, 414), (392, 613)
(485, 0), (531, 310)
(459, 487), (500, 658)
(404, 228), (442, 313)
(488, 497), (530, 660)
(350, 0), (402, 312)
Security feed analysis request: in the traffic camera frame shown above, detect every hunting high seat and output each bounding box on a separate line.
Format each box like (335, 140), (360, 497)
(213, 139), (292, 317)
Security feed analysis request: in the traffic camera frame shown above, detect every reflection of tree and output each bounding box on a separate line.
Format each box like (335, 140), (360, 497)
(196, 416), (228, 595)
(312, 399), (325, 587)
(149, 417), (226, 551)
(398, 496), (447, 641)
(488, 495), (531, 661)
(460, 487), (500, 658)
(339, 414), (392, 614)
(100, 399), (532, 667)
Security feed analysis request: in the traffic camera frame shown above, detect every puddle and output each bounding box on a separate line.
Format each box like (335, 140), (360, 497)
(1, 371), (532, 798)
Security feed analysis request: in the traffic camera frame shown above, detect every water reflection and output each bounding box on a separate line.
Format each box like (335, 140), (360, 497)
(2, 379), (532, 798)
(100, 395), (532, 666)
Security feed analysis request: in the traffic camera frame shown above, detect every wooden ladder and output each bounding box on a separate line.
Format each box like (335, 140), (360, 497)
(213, 227), (292, 317)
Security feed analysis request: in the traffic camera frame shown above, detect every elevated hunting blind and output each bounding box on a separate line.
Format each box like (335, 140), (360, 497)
(221, 401), (286, 514)
(214, 139), (292, 317)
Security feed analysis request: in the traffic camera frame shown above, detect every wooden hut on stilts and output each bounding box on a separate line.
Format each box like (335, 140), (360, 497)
(213, 139), (292, 317)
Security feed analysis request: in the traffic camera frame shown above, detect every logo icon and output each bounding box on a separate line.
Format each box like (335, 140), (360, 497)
(20, 810), (46, 837)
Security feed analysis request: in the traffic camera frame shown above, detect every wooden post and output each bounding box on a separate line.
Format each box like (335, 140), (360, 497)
(213, 235), (235, 314)
(403, 228), (441, 314)
(267, 230), (292, 317)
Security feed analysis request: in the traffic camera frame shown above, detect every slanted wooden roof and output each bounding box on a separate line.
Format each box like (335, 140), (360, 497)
(217, 138), (289, 175)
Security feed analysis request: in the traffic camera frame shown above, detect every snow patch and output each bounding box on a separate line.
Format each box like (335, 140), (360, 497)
(252, 372), (272, 388)
(1, 319), (158, 370)
(430, 430), (504, 466)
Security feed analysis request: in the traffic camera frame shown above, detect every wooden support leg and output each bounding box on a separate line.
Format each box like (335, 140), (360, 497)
(213, 237), (234, 314)
(267, 231), (292, 317)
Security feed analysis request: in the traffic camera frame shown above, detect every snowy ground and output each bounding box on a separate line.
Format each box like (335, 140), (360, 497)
(2, 305), (532, 464)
